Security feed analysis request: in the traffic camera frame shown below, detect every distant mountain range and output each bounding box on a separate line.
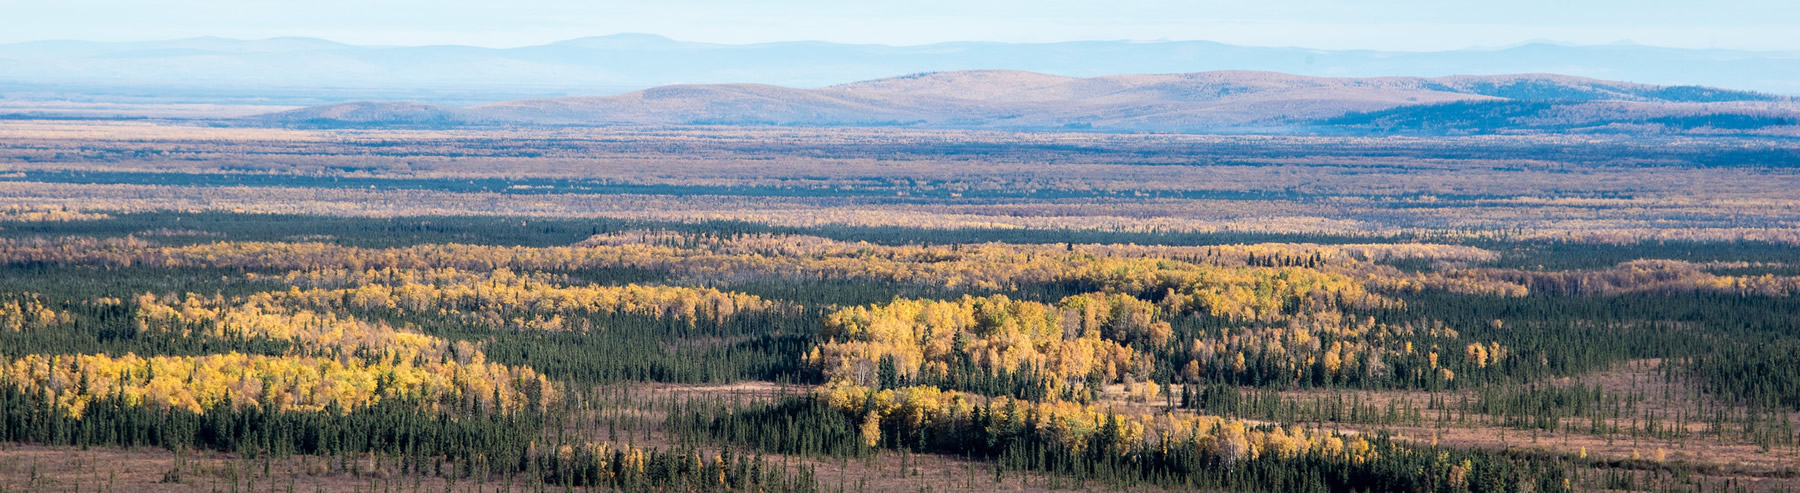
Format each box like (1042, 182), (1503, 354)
(252, 70), (1800, 136)
(3, 34), (1799, 105)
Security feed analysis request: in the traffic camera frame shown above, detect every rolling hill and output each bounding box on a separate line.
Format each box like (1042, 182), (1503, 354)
(4, 35), (1800, 105)
(253, 70), (1799, 135)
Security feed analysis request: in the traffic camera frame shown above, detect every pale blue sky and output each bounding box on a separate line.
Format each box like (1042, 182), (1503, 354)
(5, 0), (1797, 51)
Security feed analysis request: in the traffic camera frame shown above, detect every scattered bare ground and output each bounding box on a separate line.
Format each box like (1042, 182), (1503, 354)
(1258, 360), (1800, 480)
(0, 444), (503, 493)
(5, 374), (1796, 492)
(0, 442), (1197, 493)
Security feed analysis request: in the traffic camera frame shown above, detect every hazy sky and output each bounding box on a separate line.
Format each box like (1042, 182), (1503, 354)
(5, 0), (1798, 51)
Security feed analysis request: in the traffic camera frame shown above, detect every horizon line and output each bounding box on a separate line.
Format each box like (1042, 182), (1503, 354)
(5, 33), (1797, 55)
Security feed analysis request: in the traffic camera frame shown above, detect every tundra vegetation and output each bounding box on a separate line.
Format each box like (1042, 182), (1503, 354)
(0, 119), (1796, 492)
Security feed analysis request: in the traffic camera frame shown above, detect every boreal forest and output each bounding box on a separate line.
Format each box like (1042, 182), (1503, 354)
(0, 122), (1795, 492)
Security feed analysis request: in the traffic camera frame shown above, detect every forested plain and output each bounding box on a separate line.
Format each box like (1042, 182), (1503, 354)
(0, 119), (1797, 492)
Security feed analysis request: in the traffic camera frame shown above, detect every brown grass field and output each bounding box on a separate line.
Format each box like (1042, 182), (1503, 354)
(0, 120), (1796, 242)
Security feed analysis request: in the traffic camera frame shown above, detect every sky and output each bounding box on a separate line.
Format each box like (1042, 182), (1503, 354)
(4, 0), (1799, 51)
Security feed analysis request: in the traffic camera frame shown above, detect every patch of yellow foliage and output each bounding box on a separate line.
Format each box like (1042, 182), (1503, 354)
(1, 352), (555, 418)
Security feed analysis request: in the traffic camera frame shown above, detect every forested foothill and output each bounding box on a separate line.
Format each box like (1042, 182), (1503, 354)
(0, 119), (1796, 491)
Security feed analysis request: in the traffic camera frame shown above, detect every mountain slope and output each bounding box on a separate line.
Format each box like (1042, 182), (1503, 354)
(1326, 99), (1800, 135)
(463, 70), (1503, 130)
(255, 70), (1799, 134)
